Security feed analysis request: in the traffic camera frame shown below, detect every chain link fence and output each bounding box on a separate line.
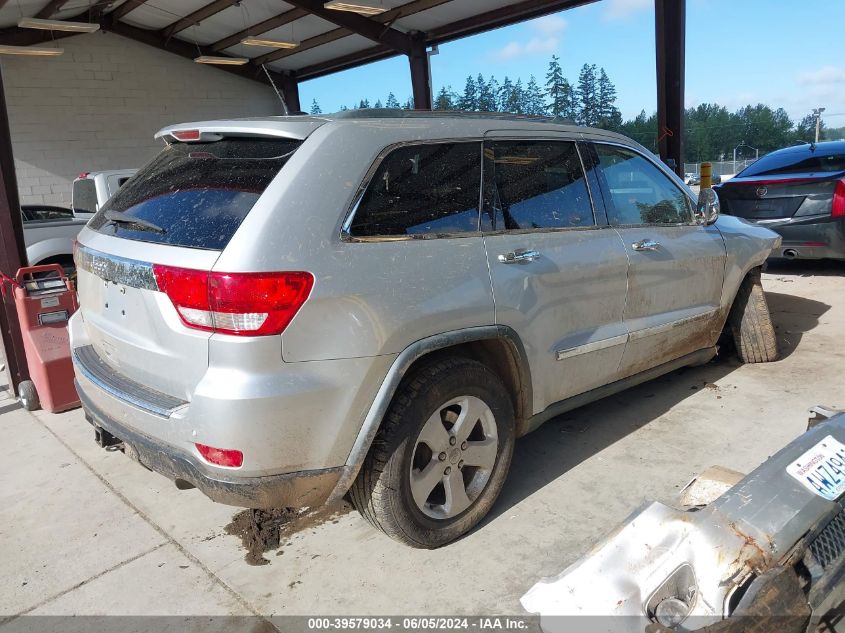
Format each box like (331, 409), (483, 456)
(683, 159), (757, 177)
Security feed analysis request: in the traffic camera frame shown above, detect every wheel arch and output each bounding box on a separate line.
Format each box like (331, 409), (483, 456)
(327, 326), (532, 502)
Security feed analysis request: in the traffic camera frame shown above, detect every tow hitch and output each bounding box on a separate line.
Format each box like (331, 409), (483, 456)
(93, 425), (122, 449)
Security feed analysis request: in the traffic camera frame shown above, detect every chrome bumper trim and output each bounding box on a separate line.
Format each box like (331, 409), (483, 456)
(72, 344), (186, 418)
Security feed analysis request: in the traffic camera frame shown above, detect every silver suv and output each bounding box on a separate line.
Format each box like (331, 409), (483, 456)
(70, 111), (781, 548)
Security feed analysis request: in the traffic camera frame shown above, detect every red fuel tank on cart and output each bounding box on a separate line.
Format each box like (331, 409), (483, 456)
(9, 264), (80, 413)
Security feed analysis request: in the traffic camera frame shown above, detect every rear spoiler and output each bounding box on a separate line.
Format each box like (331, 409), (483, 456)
(155, 118), (326, 143)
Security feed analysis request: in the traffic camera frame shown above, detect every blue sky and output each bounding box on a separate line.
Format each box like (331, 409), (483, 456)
(299, 0), (845, 127)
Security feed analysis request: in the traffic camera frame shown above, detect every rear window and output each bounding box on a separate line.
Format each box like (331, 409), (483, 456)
(89, 137), (300, 250)
(22, 205), (74, 222)
(72, 178), (97, 215)
(739, 147), (845, 177)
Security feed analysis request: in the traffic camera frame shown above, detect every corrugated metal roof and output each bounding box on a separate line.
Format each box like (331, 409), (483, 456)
(0, 0), (595, 81)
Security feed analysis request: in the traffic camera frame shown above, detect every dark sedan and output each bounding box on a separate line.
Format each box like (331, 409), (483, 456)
(715, 140), (845, 260)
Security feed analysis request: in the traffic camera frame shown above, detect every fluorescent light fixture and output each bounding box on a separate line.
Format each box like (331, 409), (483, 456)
(324, 1), (387, 16)
(194, 55), (249, 65)
(17, 17), (100, 33)
(240, 37), (299, 49)
(0, 44), (64, 56)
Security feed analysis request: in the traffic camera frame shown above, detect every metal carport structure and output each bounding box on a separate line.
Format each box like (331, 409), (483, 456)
(0, 0), (686, 394)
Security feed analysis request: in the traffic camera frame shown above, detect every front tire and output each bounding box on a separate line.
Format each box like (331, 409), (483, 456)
(350, 356), (515, 548)
(729, 270), (779, 363)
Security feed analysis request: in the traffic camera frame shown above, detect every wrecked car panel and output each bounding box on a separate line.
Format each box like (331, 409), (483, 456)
(521, 411), (845, 632)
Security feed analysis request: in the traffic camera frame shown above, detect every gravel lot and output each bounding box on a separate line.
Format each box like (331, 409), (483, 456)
(1, 258), (843, 619)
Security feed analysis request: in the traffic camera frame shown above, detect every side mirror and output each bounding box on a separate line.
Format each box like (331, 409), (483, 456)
(695, 188), (720, 225)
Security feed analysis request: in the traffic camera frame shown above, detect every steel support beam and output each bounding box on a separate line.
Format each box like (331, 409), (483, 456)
(108, 0), (151, 23)
(282, 0), (413, 54)
(0, 66), (30, 395)
(408, 35), (431, 110)
(211, 8), (308, 52)
(161, 0), (240, 40)
(297, 0), (597, 81)
(105, 21), (288, 89)
(655, 0), (685, 176)
(280, 73), (301, 113)
(35, 0), (68, 19)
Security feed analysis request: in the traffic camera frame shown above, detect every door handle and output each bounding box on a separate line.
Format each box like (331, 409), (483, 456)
(632, 239), (660, 252)
(498, 249), (541, 264)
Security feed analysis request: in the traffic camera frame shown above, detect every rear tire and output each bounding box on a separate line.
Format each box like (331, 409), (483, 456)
(350, 356), (515, 548)
(728, 271), (779, 363)
(18, 380), (40, 411)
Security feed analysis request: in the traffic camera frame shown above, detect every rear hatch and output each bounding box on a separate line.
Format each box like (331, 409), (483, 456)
(75, 129), (307, 402)
(717, 174), (839, 220)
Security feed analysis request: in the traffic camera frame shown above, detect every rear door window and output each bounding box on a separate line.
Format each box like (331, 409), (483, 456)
(483, 140), (594, 230)
(593, 144), (692, 225)
(72, 179), (97, 215)
(89, 137), (300, 250)
(738, 148), (845, 177)
(348, 142), (482, 237)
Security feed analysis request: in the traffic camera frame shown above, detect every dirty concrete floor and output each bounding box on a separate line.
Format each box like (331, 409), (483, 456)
(1, 259), (843, 617)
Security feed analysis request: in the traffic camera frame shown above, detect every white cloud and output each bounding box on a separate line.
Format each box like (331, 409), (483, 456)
(531, 15), (568, 34)
(799, 65), (845, 86)
(493, 15), (565, 60)
(604, 0), (652, 21)
(496, 37), (559, 60)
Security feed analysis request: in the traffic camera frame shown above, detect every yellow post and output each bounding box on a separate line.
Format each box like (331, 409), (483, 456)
(700, 162), (712, 189)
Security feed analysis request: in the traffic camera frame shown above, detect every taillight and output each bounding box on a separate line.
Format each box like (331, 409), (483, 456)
(833, 179), (845, 218)
(171, 129), (201, 141)
(152, 265), (313, 336)
(196, 443), (243, 468)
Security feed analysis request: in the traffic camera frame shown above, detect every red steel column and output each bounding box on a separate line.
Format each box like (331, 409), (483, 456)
(655, 0), (685, 176)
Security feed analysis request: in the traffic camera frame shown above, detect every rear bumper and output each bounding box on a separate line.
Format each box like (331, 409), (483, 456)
(764, 217), (845, 260)
(78, 383), (342, 508)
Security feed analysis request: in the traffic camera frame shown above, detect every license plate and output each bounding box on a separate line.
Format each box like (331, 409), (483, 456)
(787, 435), (845, 501)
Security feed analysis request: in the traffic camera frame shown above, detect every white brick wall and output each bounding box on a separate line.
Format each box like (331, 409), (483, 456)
(2, 31), (283, 206)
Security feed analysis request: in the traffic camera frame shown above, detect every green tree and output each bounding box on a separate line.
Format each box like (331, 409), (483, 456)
(509, 78), (526, 113)
(402, 96), (414, 109)
(458, 75), (478, 111)
(486, 76), (500, 112)
(358, 98), (370, 109)
(545, 55), (565, 116)
(596, 68), (621, 130)
(498, 77), (513, 112)
(524, 75), (546, 116)
(385, 92), (401, 109)
(824, 125), (845, 141)
(576, 63), (598, 126)
(309, 99), (322, 114)
(736, 104), (793, 153)
(619, 110), (658, 151)
(684, 103), (735, 162)
(477, 74), (497, 112)
(434, 86), (456, 110)
(374, 99), (383, 109)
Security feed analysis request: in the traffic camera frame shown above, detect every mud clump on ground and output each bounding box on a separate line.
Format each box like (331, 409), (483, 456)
(225, 502), (352, 566)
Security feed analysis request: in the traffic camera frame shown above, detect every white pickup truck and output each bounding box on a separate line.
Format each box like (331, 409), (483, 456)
(21, 169), (136, 272)
(22, 205), (87, 272)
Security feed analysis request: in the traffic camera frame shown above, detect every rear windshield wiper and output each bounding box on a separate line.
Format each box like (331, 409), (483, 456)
(103, 209), (166, 234)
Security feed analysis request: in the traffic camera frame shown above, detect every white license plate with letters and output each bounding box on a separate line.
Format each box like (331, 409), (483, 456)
(787, 435), (845, 501)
